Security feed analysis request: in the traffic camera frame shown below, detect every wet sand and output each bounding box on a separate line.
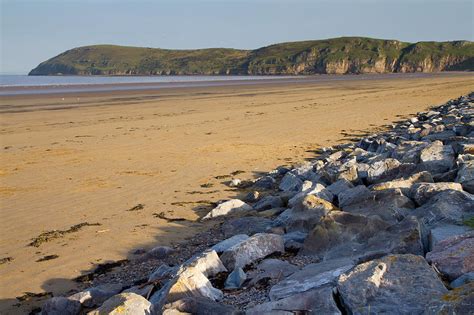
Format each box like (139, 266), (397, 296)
(0, 73), (473, 313)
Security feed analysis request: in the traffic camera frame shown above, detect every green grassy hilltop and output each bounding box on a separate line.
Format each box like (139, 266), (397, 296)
(29, 37), (474, 75)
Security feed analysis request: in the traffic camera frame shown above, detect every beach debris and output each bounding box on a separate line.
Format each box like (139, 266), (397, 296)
(36, 255), (59, 262)
(126, 204), (145, 211)
(29, 222), (102, 247)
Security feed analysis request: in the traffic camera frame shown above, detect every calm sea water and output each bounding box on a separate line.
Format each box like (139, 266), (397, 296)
(0, 74), (294, 87)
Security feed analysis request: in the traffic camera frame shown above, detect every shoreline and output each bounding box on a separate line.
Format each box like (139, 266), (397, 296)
(1, 73), (473, 313)
(1, 72), (471, 97)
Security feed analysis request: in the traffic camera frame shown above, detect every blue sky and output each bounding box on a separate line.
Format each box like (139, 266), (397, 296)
(1, 0), (473, 74)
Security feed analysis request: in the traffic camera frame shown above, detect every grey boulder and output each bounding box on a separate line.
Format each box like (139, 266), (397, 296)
(87, 293), (152, 315)
(203, 199), (252, 220)
(41, 297), (81, 315)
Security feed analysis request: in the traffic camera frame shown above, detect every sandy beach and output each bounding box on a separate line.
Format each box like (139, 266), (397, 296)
(1, 73), (473, 313)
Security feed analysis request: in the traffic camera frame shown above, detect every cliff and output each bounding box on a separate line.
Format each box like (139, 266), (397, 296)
(29, 37), (474, 75)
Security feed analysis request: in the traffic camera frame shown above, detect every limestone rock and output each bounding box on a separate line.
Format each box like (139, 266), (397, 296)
(253, 195), (284, 211)
(147, 246), (174, 259)
(419, 140), (455, 174)
(338, 185), (371, 208)
(371, 171), (433, 194)
(326, 178), (354, 197)
(203, 199), (252, 219)
(429, 225), (472, 251)
(163, 297), (240, 315)
(409, 182), (463, 206)
(426, 231), (474, 281)
(269, 258), (354, 301)
(425, 282), (474, 314)
(88, 293), (152, 315)
(211, 234), (249, 253)
(69, 283), (123, 308)
(279, 172), (303, 192)
(450, 272), (474, 288)
(301, 212), (423, 260)
(220, 233), (284, 270)
(41, 297), (81, 315)
(366, 158), (402, 184)
(224, 268), (247, 289)
(246, 285), (340, 315)
(183, 249), (227, 277)
(247, 259), (299, 287)
(337, 254), (447, 314)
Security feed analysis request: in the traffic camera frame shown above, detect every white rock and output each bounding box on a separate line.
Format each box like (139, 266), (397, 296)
(202, 199), (252, 219)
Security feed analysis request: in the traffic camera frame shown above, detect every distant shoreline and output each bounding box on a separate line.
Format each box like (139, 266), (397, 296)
(1, 72), (471, 97)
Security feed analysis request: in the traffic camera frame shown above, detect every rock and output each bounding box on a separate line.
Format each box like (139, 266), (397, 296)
(287, 183), (333, 207)
(412, 190), (474, 249)
(247, 259), (299, 287)
(301, 212), (423, 260)
(150, 266), (223, 310)
(337, 185), (371, 208)
(409, 182), (463, 206)
(147, 246), (174, 259)
(269, 258), (354, 301)
(342, 188), (414, 224)
(425, 282), (474, 314)
(429, 225), (472, 251)
(246, 285), (340, 315)
(88, 293), (152, 315)
(426, 231), (474, 281)
(220, 233), (284, 270)
(229, 178), (242, 187)
(366, 158), (402, 184)
(275, 195), (335, 232)
(69, 283), (123, 308)
(326, 178), (354, 197)
(224, 268), (247, 289)
(148, 264), (177, 282)
(122, 284), (154, 298)
(450, 272), (474, 288)
(456, 159), (474, 193)
(282, 231), (307, 250)
(244, 191), (260, 202)
(183, 249), (227, 277)
(337, 254), (447, 315)
(391, 140), (429, 163)
(279, 172), (303, 192)
(41, 297), (81, 315)
(253, 195), (284, 211)
(221, 217), (272, 238)
(203, 199), (252, 219)
(253, 176), (276, 189)
(371, 171), (433, 195)
(211, 234), (249, 253)
(163, 297), (240, 315)
(419, 140), (455, 174)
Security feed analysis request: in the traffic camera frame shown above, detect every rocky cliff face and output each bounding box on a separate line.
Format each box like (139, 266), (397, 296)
(29, 38), (474, 76)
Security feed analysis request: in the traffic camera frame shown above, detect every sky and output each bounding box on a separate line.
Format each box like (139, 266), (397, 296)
(1, 0), (473, 74)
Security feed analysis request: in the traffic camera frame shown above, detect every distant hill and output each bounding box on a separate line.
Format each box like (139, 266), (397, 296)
(29, 37), (474, 75)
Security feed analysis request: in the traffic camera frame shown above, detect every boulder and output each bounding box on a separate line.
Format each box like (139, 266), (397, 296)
(409, 182), (463, 206)
(269, 258), (354, 301)
(366, 158), (402, 184)
(426, 231), (474, 281)
(450, 272), (474, 288)
(253, 195), (284, 211)
(221, 217), (272, 238)
(211, 234), (249, 253)
(163, 297), (240, 315)
(287, 183), (333, 207)
(246, 285), (340, 315)
(425, 282), (474, 314)
(456, 159), (474, 193)
(253, 176), (276, 190)
(301, 212), (423, 261)
(224, 268), (246, 289)
(88, 293), (152, 315)
(69, 283), (123, 308)
(429, 225), (472, 251)
(41, 297), (81, 315)
(282, 231), (308, 251)
(183, 249), (227, 277)
(342, 188), (414, 224)
(326, 178), (354, 197)
(337, 254), (447, 315)
(220, 233), (284, 270)
(203, 199), (252, 219)
(337, 185), (371, 208)
(274, 195), (335, 232)
(371, 171), (433, 195)
(279, 172), (303, 192)
(419, 140), (455, 174)
(247, 259), (299, 287)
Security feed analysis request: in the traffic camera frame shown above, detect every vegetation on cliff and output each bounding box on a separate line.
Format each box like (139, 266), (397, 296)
(29, 37), (474, 75)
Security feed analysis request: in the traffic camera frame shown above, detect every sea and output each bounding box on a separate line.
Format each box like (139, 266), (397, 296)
(0, 74), (298, 96)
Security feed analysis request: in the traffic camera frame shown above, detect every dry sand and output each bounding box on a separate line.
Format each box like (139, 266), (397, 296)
(0, 73), (473, 312)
